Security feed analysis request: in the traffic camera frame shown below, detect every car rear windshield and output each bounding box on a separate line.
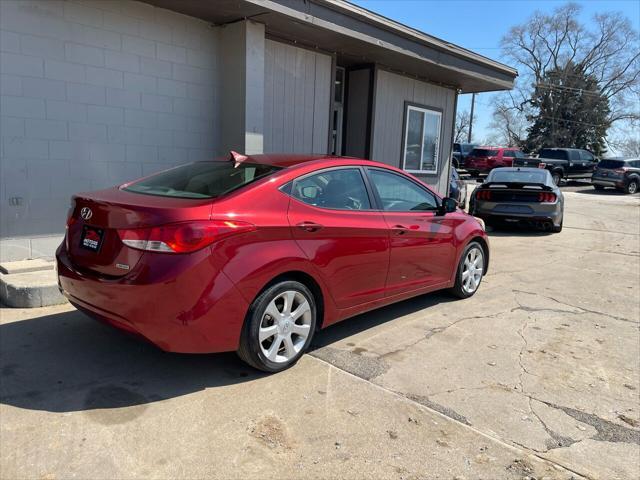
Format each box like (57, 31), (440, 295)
(489, 170), (549, 184)
(470, 149), (498, 157)
(539, 149), (569, 160)
(597, 159), (626, 169)
(123, 161), (282, 199)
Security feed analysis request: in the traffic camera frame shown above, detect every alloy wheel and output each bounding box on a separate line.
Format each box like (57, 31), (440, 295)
(259, 290), (312, 363)
(462, 247), (484, 294)
(628, 181), (638, 194)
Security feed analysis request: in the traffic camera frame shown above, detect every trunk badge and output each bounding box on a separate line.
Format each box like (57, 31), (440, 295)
(80, 207), (93, 220)
(116, 263), (130, 270)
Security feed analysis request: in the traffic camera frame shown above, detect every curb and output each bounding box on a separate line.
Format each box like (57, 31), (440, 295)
(0, 269), (67, 308)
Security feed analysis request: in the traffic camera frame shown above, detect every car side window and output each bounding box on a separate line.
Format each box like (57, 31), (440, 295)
(569, 150), (581, 161)
(580, 150), (595, 162)
(503, 150), (515, 158)
(368, 169), (438, 212)
(292, 168), (371, 210)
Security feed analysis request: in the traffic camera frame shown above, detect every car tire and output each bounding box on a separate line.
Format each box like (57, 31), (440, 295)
(552, 219), (563, 233)
(449, 241), (485, 299)
(237, 280), (316, 373)
(551, 171), (562, 186)
(593, 185), (605, 191)
(626, 179), (638, 195)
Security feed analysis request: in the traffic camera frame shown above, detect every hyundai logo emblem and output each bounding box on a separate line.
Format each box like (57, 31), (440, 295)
(80, 207), (93, 220)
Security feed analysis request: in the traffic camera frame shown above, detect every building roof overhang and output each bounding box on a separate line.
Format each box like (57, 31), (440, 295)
(142, 0), (517, 93)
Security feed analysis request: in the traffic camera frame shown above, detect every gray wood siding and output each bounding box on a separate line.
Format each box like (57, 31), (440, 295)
(264, 40), (331, 154)
(371, 69), (456, 195)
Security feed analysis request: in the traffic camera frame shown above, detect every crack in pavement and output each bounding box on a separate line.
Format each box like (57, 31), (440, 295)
(539, 401), (640, 446)
(381, 308), (515, 361)
(529, 398), (579, 451)
(402, 392), (472, 426)
(513, 289), (639, 325)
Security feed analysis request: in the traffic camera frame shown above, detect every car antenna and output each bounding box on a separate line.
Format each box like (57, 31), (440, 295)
(229, 150), (249, 168)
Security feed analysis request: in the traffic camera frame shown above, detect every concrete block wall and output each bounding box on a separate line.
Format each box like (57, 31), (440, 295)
(0, 0), (221, 260)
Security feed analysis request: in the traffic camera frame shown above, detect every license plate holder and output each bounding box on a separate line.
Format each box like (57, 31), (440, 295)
(80, 225), (105, 252)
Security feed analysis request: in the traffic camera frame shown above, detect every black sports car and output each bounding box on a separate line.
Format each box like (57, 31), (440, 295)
(470, 167), (564, 232)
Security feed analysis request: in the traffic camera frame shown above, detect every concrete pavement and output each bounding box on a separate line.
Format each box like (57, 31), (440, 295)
(1, 183), (638, 479)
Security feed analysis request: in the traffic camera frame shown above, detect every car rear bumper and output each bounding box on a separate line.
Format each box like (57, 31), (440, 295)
(474, 201), (563, 226)
(592, 177), (625, 188)
(56, 243), (249, 353)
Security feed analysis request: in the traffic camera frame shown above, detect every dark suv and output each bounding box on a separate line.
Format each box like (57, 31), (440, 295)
(452, 143), (476, 168)
(592, 158), (640, 194)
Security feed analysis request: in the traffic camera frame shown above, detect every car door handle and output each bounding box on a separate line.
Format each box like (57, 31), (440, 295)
(296, 221), (323, 232)
(392, 225), (409, 235)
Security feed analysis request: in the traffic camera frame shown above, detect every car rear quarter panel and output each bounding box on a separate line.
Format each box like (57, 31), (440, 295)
(207, 182), (340, 327)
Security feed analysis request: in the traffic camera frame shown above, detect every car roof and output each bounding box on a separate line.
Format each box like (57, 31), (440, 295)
(215, 152), (397, 169)
(474, 146), (518, 150)
(490, 167), (544, 172)
(603, 156), (638, 162)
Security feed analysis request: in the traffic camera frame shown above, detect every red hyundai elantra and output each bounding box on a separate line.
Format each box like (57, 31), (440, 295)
(57, 153), (488, 372)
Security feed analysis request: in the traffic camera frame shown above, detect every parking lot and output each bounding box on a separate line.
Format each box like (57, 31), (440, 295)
(1, 183), (638, 480)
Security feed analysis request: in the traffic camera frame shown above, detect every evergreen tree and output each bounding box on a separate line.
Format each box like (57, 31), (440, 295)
(525, 63), (611, 156)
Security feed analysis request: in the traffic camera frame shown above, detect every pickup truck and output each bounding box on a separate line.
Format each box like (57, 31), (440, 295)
(513, 148), (598, 185)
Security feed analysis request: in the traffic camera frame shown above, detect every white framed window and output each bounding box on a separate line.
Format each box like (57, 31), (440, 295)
(402, 104), (442, 174)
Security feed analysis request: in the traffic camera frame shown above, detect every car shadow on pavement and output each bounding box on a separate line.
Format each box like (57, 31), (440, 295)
(486, 226), (553, 238)
(310, 291), (456, 350)
(1, 292), (458, 413)
(0, 308), (266, 413)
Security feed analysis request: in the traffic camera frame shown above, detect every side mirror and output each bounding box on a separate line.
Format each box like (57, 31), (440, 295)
(438, 197), (457, 215)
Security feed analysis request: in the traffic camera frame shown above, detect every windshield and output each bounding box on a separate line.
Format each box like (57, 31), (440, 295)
(598, 160), (626, 169)
(489, 169), (550, 185)
(470, 149), (498, 157)
(124, 162), (282, 199)
(539, 149), (568, 160)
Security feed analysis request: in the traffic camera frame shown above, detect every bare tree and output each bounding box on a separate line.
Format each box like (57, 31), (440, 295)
(496, 2), (640, 144)
(487, 100), (527, 147)
(609, 136), (640, 157)
(454, 110), (471, 143)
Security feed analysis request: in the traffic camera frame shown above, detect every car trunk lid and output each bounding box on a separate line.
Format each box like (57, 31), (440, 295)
(67, 188), (213, 277)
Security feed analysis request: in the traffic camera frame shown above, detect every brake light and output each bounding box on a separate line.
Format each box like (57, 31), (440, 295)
(66, 198), (76, 227)
(538, 163), (546, 169)
(538, 192), (556, 203)
(476, 190), (492, 200)
(118, 220), (256, 253)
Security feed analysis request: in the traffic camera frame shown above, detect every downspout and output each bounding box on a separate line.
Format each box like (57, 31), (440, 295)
(447, 89), (460, 197)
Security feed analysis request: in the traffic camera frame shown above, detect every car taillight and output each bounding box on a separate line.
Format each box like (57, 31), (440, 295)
(538, 163), (546, 169)
(66, 198), (76, 227)
(476, 190), (492, 200)
(117, 220), (256, 253)
(538, 192), (556, 203)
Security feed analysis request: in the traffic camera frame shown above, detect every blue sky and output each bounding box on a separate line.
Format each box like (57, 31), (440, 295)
(352, 0), (640, 142)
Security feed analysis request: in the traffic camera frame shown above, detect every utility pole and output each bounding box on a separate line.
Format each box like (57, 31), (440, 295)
(467, 92), (476, 143)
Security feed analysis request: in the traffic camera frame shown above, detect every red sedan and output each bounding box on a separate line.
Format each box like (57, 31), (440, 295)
(57, 153), (489, 372)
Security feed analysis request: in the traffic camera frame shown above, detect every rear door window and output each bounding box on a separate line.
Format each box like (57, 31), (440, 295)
(503, 150), (515, 158)
(124, 161), (281, 199)
(292, 168), (371, 210)
(568, 150), (581, 161)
